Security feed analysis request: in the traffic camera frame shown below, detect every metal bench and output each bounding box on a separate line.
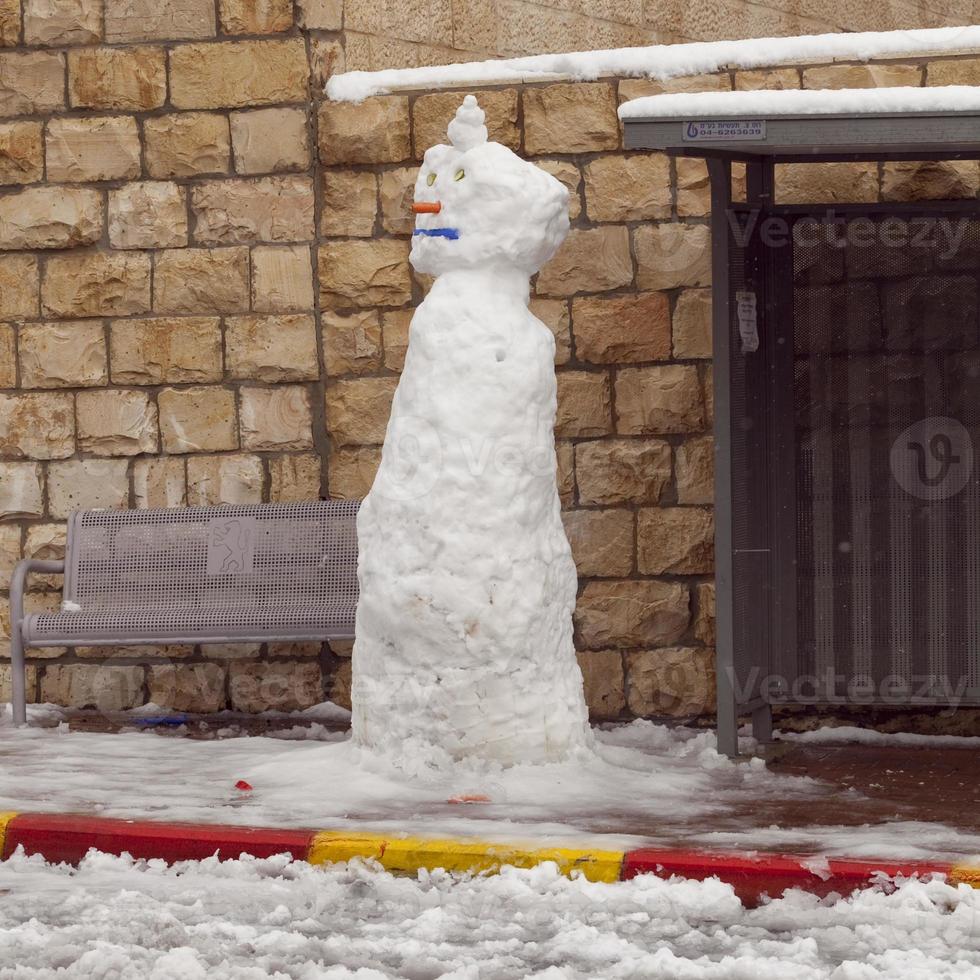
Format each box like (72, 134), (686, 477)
(8, 499), (361, 724)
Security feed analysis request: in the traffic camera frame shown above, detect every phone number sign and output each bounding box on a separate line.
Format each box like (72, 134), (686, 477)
(683, 120), (767, 142)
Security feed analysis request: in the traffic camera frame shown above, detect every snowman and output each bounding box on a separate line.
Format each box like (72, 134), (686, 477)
(350, 95), (591, 765)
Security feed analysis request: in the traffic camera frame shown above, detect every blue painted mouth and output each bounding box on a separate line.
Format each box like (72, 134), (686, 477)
(413, 228), (460, 240)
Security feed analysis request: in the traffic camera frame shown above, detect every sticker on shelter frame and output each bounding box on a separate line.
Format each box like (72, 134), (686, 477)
(735, 290), (759, 353)
(683, 119), (766, 142)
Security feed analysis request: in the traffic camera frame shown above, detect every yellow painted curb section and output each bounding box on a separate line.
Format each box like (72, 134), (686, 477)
(0, 812), (18, 859)
(950, 864), (980, 888)
(308, 831), (624, 883)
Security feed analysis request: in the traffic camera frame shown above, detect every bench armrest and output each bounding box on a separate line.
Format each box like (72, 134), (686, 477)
(10, 558), (66, 626)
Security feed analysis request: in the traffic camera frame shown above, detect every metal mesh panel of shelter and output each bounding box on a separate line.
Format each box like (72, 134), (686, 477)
(792, 213), (980, 705)
(26, 500), (361, 644)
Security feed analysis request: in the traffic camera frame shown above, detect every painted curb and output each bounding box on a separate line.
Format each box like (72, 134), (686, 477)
(0, 812), (975, 904)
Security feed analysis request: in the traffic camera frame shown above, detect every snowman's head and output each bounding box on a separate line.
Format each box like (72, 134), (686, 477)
(410, 95), (570, 278)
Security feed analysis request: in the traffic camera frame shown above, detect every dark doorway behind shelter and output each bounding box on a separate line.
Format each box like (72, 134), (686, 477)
(624, 107), (980, 754)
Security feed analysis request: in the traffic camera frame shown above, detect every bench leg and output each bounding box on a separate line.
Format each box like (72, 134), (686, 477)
(9, 624), (26, 726)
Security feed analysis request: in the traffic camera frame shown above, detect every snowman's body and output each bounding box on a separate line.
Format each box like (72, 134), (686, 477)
(351, 98), (591, 763)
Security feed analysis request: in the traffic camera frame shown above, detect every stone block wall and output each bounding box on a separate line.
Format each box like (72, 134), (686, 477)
(1, 0), (980, 720)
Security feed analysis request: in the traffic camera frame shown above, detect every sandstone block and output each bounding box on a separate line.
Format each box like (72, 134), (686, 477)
(296, 0), (340, 28)
(0, 324), (12, 387)
(186, 453), (262, 505)
(322, 309), (383, 376)
(625, 647), (715, 717)
(46, 115), (140, 182)
(0, 254), (39, 316)
(379, 165), (417, 236)
(219, 0), (291, 34)
(562, 508), (633, 578)
(0, 186), (101, 250)
(321, 170), (377, 238)
(524, 82), (618, 155)
(318, 96), (410, 165)
(108, 182), (187, 249)
(676, 435), (713, 505)
(577, 649), (625, 721)
(153, 247), (249, 314)
(251, 245), (314, 312)
(412, 89), (519, 156)
(226, 314), (318, 382)
(803, 63), (921, 90)
(0, 665), (38, 704)
(536, 226), (632, 297)
(328, 658), (351, 710)
(192, 175), (314, 245)
(309, 35), (344, 88)
(734, 68), (799, 90)
(638, 507), (714, 575)
(269, 452), (320, 502)
(676, 158), (711, 217)
(325, 377), (396, 446)
(0, 121), (43, 185)
(148, 663), (226, 713)
(536, 159), (582, 220)
(76, 389), (158, 456)
(583, 153), (670, 222)
(776, 162), (878, 205)
(0, 463), (43, 519)
(47, 458), (129, 517)
(240, 385), (312, 450)
(19, 320), (107, 388)
(68, 46), (165, 110)
(318, 240), (411, 308)
(171, 39), (307, 109)
(229, 660), (322, 712)
(231, 107), (309, 175)
(21, 523), (67, 591)
(41, 665), (144, 711)
(24, 0), (100, 45)
(133, 456), (186, 508)
(529, 298), (571, 365)
(328, 446), (380, 499)
(144, 112), (230, 178)
(555, 370), (611, 438)
(619, 74), (729, 100)
(381, 310), (411, 372)
(0, 51), (65, 116)
(694, 580), (715, 647)
(0, 0), (18, 44)
(575, 579), (689, 650)
(0, 524), (19, 581)
(109, 317), (222, 384)
(672, 288), (712, 359)
(616, 365), (705, 435)
(105, 0), (215, 41)
(928, 57), (980, 86)
(881, 160), (980, 202)
(43, 251), (151, 317)
(576, 438), (671, 506)
(634, 223), (711, 291)
(0, 392), (74, 459)
(572, 292), (670, 364)
(158, 386), (237, 453)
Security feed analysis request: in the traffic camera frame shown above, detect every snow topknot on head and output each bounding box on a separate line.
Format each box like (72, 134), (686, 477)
(447, 94), (488, 152)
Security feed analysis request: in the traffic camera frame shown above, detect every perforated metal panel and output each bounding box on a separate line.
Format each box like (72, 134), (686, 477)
(730, 210), (980, 707)
(25, 500), (360, 646)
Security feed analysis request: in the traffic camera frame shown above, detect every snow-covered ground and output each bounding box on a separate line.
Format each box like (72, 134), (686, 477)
(2, 706), (979, 860)
(0, 849), (977, 979)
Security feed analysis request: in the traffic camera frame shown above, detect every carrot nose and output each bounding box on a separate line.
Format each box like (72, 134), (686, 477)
(413, 201), (441, 214)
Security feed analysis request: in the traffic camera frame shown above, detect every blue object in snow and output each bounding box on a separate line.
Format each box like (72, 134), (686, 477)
(133, 715), (189, 727)
(413, 228), (460, 240)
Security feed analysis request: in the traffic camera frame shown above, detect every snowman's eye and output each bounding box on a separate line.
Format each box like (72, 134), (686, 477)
(454, 169), (465, 181)
(426, 173), (436, 186)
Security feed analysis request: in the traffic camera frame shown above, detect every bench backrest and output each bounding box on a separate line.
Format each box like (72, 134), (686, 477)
(63, 500), (361, 612)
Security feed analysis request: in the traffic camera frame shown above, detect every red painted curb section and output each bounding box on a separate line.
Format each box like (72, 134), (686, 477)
(2, 814), (315, 866)
(623, 849), (951, 905)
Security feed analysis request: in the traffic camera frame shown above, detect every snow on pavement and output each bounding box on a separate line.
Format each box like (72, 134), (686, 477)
(0, 849), (978, 979)
(1, 709), (979, 860)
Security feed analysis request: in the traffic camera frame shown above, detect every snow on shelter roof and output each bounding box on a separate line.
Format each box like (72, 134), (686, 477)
(326, 25), (980, 102)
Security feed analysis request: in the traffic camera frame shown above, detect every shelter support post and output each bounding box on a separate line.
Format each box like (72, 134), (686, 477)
(708, 156), (739, 758)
